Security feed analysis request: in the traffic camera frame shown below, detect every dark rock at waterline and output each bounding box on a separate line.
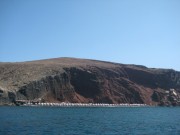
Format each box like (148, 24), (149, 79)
(0, 57), (180, 106)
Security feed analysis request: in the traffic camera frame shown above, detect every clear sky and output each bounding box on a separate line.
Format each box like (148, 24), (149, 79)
(0, 0), (180, 71)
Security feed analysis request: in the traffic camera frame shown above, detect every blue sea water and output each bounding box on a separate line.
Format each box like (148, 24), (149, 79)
(0, 106), (180, 135)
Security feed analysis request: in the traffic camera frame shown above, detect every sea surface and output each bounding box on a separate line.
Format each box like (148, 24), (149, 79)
(0, 106), (180, 135)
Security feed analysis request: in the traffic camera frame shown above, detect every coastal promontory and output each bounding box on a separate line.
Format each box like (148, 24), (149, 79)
(0, 57), (180, 106)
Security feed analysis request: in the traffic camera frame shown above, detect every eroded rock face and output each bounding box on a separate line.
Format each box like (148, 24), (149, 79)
(16, 73), (75, 102)
(0, 58), (180, 106)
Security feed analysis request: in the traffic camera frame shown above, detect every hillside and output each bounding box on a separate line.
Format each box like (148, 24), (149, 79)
(0, 57), (180, 106)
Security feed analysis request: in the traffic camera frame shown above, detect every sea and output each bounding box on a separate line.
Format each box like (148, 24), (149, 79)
(0, 106), (180, 135)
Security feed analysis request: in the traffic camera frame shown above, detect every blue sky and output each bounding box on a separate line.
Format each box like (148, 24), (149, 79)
(0, 0), (180, 71)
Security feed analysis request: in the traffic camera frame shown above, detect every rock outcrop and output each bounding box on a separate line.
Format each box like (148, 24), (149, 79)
(0, 57), (180, 106)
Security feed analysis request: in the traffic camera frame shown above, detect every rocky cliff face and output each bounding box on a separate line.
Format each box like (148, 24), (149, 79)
(0, 58), (180, 106)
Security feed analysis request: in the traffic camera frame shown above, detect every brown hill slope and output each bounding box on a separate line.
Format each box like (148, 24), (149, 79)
(0, 57), (180, 106)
